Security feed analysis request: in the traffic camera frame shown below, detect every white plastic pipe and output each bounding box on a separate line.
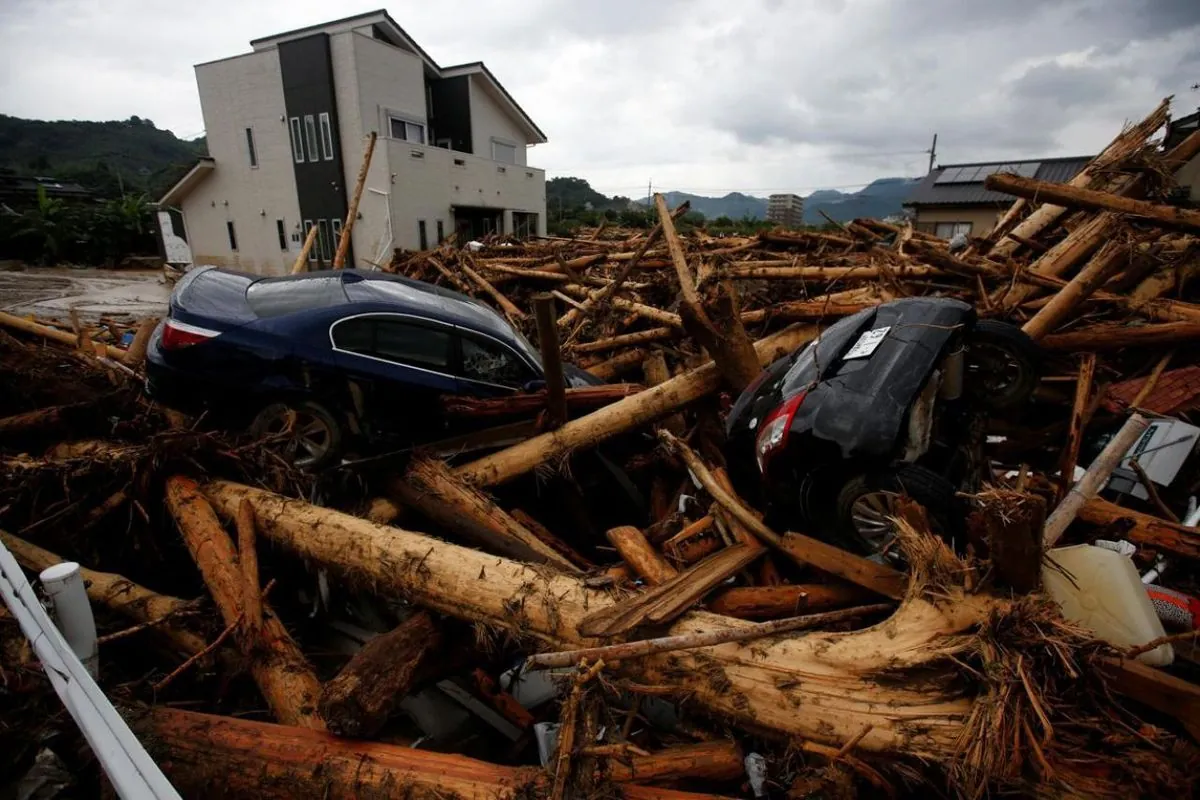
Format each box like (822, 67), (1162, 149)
(0, 542), (180, 799)
(39, 562), (98, 678)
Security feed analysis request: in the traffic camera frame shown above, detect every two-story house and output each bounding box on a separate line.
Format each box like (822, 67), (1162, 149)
(158, 9), (548, 275)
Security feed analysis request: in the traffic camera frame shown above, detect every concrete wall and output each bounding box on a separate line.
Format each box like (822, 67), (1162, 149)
(352, 32), (428, 136)
(384, 139), (546, 249)
(184, 51), (301, 275)
(469, 75), (528, 166)
(1175, 153), (1200, 202)
(912, 206), (1003, 237)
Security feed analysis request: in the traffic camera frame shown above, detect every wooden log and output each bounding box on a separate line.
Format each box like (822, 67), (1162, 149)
(587, 348), (649, 381)
(0, 310), (127, 360)
(389, 457), (577, 570)
(1078, 497), (1200, 560)
(966, 490), (1046, 593)
(204, 479), (998, 757)
(724, 264), (943, 280)
(604, 741), (744, 785)
(572, 327), (679, 354)
(123, 317), (158, 367)
(1043, 414), (1150, 547)
(511, 509), (594, 570)
(1040, 322), (1200, 352)
(165, 476), (324, 729)
(290, 225), (319, 274)
(987, 172), (1200, 232)
(455, 324), (819, 487)
(1098, 657), (1200, 737)
(0, 403), (84, 438)
(333, 130), (376, 269)
(1057, 354), (1096, 495)
(708, 583), (870, 620)
(461, 257), (526, 320)
(1021, 238), (1138, 340)
(996, 212), (1116, 310)
(441, 385), (643, 417)
(531, 603), (889, 669)
(364, 496), (402, 524)
(560, 284), (683, 329)
(608, 526), (678, 585)
(235, 499), (263, 634)
(740, 300), (872, 325)
(319, 611), (441, 738)
(534, 294), (567, 428)
(989, 97), (1171, 258)
(0, 529), (207, 657)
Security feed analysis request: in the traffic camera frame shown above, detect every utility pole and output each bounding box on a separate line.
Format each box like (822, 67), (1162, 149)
(647, 178), (652, 204)
(926, 134), (938, 174)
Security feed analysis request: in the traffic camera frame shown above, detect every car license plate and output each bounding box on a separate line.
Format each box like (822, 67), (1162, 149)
(843, 326), (891, 360)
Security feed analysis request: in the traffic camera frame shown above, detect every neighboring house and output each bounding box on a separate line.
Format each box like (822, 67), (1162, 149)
(158, 9), (548, 276)
(0, 171), (93, 210)
(1167, 109), (1200, 204)
(766, 193), (804, 228)
(903, 156), (1091, 239)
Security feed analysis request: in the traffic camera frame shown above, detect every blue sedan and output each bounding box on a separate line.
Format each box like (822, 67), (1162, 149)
(145, 267), (598, 467)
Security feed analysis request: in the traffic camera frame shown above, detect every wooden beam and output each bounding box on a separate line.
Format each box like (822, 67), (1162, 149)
(332, 130), (376, 268)
(1040, 322), (1200, 351)
(986, 172), (1200, 232)
(534, 293), (568, 428)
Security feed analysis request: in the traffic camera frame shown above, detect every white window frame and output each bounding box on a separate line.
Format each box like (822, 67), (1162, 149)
(304, 114), (319, 162)
(331, 218), (343, 252)
(387, 113), (426, 145)
(490, 138), (517, 165)
(319, 112), (334, 161)
(289, 117), (304, 164)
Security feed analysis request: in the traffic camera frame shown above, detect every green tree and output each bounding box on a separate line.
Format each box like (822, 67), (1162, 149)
(14, 186), (74, 264)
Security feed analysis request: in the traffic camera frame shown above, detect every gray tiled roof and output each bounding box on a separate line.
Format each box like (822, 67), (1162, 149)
(904, 156), (1092, 207)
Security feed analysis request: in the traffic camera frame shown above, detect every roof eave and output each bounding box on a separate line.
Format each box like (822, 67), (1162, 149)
(157, 158), (216, 207)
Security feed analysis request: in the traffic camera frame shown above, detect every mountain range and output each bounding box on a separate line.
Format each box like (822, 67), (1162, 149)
(636, 177), (920, 224)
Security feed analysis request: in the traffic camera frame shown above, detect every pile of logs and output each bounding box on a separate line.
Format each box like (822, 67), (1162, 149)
(3, 95), (1200, 798)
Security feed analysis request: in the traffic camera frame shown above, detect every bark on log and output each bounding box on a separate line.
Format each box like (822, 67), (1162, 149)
(587, 348), (650, 381)
(966, 491), (1046, 593)
(319, 611), (441, 738)
(642, 350), (685, 435)
(607, 525), (678, 585)
(1079, 497), (1200, 559)
(572, 326), (679, 353)
(987, 172), (1200, 232)
(996, 212), (1116, 310)
(1021, 238), (1138, 340)
(166, 476), (324, 729)
(989, 97), (1171, 258)
(235, 498), (263, 634)
(207, 479), (987, 756)
(389, 457), (577, 570)
(1057, 354), (1096, 496)
(0, 530), (207, 657)
(1040, 322), (1200, 351)
(455, 324), (818, 487)
(534, 294), (568, 428)
(708, 583), (871, 620)
(604, 741), (744, 785)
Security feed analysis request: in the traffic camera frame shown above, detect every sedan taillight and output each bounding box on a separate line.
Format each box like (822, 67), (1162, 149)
(160, 319), (220, 350)
(755, 392), (806, 474)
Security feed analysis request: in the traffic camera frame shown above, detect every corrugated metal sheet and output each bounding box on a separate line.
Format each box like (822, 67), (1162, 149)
(904, 156), (1092, 207)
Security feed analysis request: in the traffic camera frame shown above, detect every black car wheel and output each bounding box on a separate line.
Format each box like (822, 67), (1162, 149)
(251, 401), (343, 470)
(965, 320), (1039, 410)
(835, 465), (958, 560)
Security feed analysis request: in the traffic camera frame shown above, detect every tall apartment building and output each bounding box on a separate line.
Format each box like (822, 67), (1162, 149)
(765, 193), (804, 228)
(159, 9), (548, 275)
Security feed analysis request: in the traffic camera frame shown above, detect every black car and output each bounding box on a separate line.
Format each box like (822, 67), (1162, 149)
(725, 297), (1038, 557)
(146, 267), (599, 467)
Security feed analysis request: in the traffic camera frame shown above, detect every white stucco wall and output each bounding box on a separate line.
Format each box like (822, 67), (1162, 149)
(469, 75), (528, 167)
(182, 50), (301, 275)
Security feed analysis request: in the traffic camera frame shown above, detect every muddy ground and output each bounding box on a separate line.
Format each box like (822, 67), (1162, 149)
(0, 267), (170, 324)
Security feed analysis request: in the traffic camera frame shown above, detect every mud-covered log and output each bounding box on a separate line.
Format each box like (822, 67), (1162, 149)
(455, 324), (818, 487)
(605, 741), (744, 784)
(708, 583), (871, 620)
(0, 403), (86, 438)
(319, 611), (441, 738)
(389, 457), (578, 570)
(1040, 322), (1200, 351)
(207, 480), (990, 757)
(608, 525), (678, 585)
(1079, 497), (1200, 559)
(0, 530), (207, 657)
(143, 708), (728, 800)
(966, 491), (1046, 593)
(166, 476), (324, 729)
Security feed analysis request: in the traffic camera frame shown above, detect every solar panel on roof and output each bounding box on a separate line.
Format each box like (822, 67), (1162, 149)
(1014, 162), (1040, 178)
(934, 167), (963, 184)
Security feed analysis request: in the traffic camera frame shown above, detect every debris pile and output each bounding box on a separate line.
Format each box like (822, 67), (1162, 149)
(3, 96), (1200, 798)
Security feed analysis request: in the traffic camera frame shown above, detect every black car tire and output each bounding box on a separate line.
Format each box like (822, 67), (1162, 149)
(835, 465), (958, 558)
(251, 400), (343, 470)
(965, 320), (1040, 410)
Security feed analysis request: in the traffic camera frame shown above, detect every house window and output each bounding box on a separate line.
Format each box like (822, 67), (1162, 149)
(289, 117), (304, 164)
(276, 219), (287, 250)
(436, 220), (444, 244)
(245, 128), (258, 168)
(331, 218), (343, 253)
(304, 114), (319, 162)
(226, 221), (238, 251)
(388, 115), (425, 144)
(418, 220), (428, 250)
(319, 112), (334, 160)
(933, 221), (973, 240)
(491, 139), (517, 164)
(317, 219), (332, 261)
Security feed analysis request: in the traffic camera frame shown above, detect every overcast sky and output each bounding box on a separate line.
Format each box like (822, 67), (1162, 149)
(1, 0), (1197, 197)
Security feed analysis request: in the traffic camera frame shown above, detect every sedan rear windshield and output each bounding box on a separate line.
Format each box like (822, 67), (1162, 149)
(246, 276), (348, 318)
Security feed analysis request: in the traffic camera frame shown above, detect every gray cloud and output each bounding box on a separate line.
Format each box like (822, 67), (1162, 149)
(0, 0), (1197, 198)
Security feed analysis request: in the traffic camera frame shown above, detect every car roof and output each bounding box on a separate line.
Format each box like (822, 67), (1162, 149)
(252, 269), (517, 342)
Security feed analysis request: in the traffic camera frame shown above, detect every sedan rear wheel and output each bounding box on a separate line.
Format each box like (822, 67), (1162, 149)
(251, 401), (342, 470)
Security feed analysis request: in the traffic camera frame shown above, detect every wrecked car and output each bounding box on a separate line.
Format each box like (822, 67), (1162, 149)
(725, 297), (1039, 558)
(146, 267), (600, 467)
